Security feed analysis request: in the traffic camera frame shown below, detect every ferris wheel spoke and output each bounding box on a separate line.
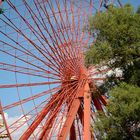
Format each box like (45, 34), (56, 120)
(0, 62), (45, 73)
(55, 80), (87, 134)
(26, 79), (80, 139)
(7, 99), (51, 135)
(36, 0), (65, 46)
(6, 1), (46, 42)
(47, 1), (77, 69)
(62, 1), (79, 62)
(0, 97), (49, 136)
(70, 1), (80, 43)
(34, 1), (64, 46)
(68, 1), (81, 56)
(38, 80), (81, 139)
(55, 0), (75, 48)
(40, 0), (70, 45)
(35, 0), (81, 72)
(0, 23), (71, 75)
(63, 0), (75, 41)
(63, 1), (85, 75)
(1, 16), (65, 75)
(23, 0), (71, 70)
(39, 111), (56, 139)
(3, 85), (61, 111)
(118, 0), (123, 7)
(0, 47), (62, 76)
(66, 2), (85, 71)
(0, 37), (59, 72)
(38, 80), (80, 138)
(56, 112), (67, 138)
(84, 0), (98, 11)
(49, 0), (76, 57)
(58, 97), (81, 139)
(47, 111), (66, 139)
(0, 48), (58, 78)
(0, 62), (60, 80)
(40, 104), (63, 140)
(22, 0), (53, 43)
(70, 2), (89, 69)
(0, 81), (61, 89)
(34, 1), (67, 52)
(19, 90), (64, 140)
(32, 0), (82, 75)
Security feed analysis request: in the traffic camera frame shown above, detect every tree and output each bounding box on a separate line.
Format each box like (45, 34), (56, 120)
(85, 4), (140, 86)
(137, 6), (140, 14)
(95, 83), (140, 140)
(85, 4), (140, 139)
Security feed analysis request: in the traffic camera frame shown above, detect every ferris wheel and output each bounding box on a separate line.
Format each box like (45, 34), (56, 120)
(0, 0), (122, 139)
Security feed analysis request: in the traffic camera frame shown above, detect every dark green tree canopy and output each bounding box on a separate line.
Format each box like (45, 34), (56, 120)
(85, 4), (140, 139)
(95, 83), (140, 140)
(85, 4), (140, 86)
(137, 6), (140, 14)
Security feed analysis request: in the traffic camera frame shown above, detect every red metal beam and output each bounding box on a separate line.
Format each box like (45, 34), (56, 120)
(78, 106), (94, 140)
(3, 86), (60, 110)
(0, 81), (60, 88)
(41, 104), (63, 140)
(84, 82), (91, 140)
(20, 92), (60, 140)
(58, 81), (91, 140)
(40, 82), (80, 139)
(58, 97), (81, 140)
(41, 110), (57, 140)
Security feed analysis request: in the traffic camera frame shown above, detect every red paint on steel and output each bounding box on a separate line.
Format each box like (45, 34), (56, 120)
(58, 97), (81, 140)
(84, 82), (91, 140)
(20, 93), (60, 140)
(0, 81), (61, 88)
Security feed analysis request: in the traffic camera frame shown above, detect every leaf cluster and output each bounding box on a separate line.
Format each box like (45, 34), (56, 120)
(85, 4), (140, 86)
(95, 83), (140, 140)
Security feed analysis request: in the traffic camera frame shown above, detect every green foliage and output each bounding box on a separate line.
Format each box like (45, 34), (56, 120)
(85, 4), (140, 86)
(85, 40), (112, 65)
(95, 83), (140, 140)
(87, 4), (140, 139)
(137, 6), (140, 14)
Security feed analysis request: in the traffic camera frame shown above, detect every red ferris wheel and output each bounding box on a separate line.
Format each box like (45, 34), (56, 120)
(0, 0), (122, 139)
